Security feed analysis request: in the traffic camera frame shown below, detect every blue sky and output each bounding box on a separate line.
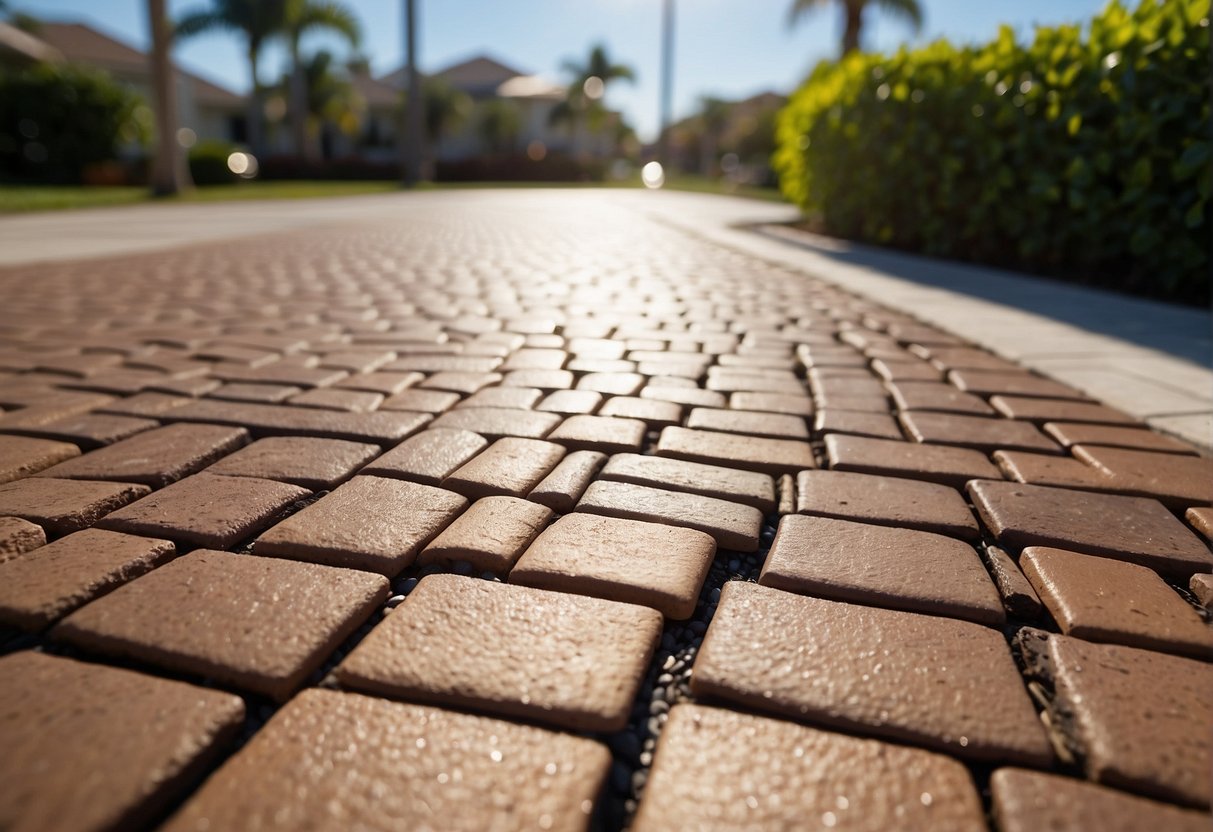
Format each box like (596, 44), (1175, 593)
(20, 0), (1108, 140)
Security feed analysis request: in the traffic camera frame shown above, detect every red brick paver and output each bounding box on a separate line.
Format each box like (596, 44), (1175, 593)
(576, 479), (763, 551)
(0, 435), (80, 483)
(0, 477), (149, 536)
(203, 436), (379, 490)
(418, 496), (552, 573)
(0, 515), (44, 561)
(796, 469), (978, 539)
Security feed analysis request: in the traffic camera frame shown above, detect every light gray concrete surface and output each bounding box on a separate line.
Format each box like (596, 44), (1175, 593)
(2, 188), (1209, 446)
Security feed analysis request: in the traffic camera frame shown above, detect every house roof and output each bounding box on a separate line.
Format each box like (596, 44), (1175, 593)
(349, 71), (399, 109)
(30, 20), (243, 107)
(496, 74), (565, 101)
(379, 53), (528, 93)
(0, 21), (64, 64)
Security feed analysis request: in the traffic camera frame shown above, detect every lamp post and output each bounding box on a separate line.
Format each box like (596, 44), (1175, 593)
(402, 0), (424, 185)
(658, 0), (674, 168)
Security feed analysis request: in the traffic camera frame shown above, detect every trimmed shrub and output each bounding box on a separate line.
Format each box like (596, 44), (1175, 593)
(774, 0), (1211, 305)
(0, 63), (147, 184)
(188, 140), (240, 185)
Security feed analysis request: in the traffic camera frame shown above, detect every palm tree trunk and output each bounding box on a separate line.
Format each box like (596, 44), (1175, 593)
(841, 1), (864, 55)
(147, 0), (191, 195)
(289, 37), (312, 160)
(246, 44), (264, 156)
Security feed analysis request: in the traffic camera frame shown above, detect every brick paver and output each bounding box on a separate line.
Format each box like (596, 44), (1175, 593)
(759, 515), (1004, 625)
(969, 480), (1213, 577)
(0, 528), (175, 630)
(1018, 629), (1211, 807)
(1, 194), (1207, 826)
(512, 513), (715, 619)
(0, 515), (44, 561)
(162, 689), (609, 832)
(0, 651), (244, 832)
(256, 475), (466, 575)
(1020, 546), (1213, 659)
(694, 581), (1051, 765)
(336, 574), (661, 731)
(634, 705), (985, 832)
(796, 469), (978, 539)
(419, 496), (552, 573)
(55, 549), (388, 701)
(990, 768), (1210, 832)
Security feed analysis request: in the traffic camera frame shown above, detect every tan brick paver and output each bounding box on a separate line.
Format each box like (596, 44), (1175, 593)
(0, 435), (80, 483)
(0, 477), (150, 536)
(358, 426), (488, 484)
(55, 549), (388, 701)
(0, 651), (244, 832)
(526, 449), (606, 512)
(634, 705), (986, 832)
(203, 436), (379, 490)
(418, 496), (552, 573)
(162, 689), (609, 832)
(796, 469), (979, 539)
(601, 452), (777, 514)
(0, 515), (45, 561)
(576, 479), (763, 551)
(336, 574), (661, 731)
(826, 433), (1001, 488)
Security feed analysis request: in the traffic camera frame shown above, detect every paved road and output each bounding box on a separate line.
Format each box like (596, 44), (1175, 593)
(0, 190), (1209, 830)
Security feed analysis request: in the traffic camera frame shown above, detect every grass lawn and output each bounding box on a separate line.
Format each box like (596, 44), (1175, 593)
(0, 176), (785, 214)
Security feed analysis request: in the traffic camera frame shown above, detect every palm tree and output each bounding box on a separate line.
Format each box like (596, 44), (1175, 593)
(147, 0), (192, 195)
(176, 0), (287, 156)
(556, 43), (635, 157)
(282, 0), (360, 160)
(476, 99), (521, 154)
(787, 0), (923, 57)
(420, 77), (471, 164)
(272, 49), (362, 159)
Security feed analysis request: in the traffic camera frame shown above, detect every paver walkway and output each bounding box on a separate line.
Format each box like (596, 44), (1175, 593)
(0, 190), (1209, 831)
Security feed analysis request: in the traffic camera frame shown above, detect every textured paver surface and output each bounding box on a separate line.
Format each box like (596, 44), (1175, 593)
(0, 191), (1209, 829)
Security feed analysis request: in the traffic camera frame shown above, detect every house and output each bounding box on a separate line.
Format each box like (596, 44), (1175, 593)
(0, 19), (245, 147)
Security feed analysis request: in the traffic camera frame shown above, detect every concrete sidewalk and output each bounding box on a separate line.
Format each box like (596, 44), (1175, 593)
(1, 188), (1209, 446)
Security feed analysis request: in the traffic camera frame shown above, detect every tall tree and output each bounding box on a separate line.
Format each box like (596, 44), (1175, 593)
(147, 0), (192, 195)
(282, 0), (360, 160)
(555, 43), (635, 157)
(176, 0), (287, 156)
(787, 0), (923, 57)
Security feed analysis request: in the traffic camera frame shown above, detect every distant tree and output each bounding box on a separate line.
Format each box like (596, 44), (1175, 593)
(147, 0), (192, 195)
(281, 0), (360, 159)
(787, 0), (923, 56)
(419, 76), (471, 157)
(476, 99), (521, 154)
(272, 49), (361, 157)
(697, 96), (732, 175)
(175, 0), (287, 156)
(554, 43), (635, 157)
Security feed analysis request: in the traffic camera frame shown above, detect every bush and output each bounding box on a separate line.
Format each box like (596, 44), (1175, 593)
(774, 0), (1211, 305)
(0, 63), (147, 184)
(188, 140), (240, 185)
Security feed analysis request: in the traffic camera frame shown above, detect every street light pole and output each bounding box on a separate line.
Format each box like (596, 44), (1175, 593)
(402, 0), (423, 185)
(658, 0), (674, 168)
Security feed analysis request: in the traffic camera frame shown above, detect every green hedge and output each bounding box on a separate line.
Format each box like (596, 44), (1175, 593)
(0, 63), (147, 184)
(774, 0), (1211, 305)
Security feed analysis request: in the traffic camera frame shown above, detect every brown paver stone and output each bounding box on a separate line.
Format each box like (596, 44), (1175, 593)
(1020, 546), (1213, 659)
(1186, 506), (1213, 542)
(1190, 572), (1213, 607)
(359, 427), (487, 485)
(0, 515), (44, 561)
(162, 689), (609, 832)
(0, 651), (244, 832)
(0, 412), (158, 450)
(814, 409), (904, 440)
(547, 414), (646, 453)
(990, 395), (1137, 424)
(287, 387), (384, 412)
(991, 768), (1211, 832)
(826, 433), (1000, 489)
(640, 384), (727, 409)
(420, 371), (504, 394)
(442, 437), (566, 499)
(1019, 629), (1212, 807)
(1072, 444), (1213, 506)
(655, 426), (815, 476)
(208, 382), (300, 403)
(576, 480), (763, 552)
(0, 528), (175, 630)
(598, 395), (681, 426)
(165, 398), (430, 444)
(728, 391), (814, 417)
(900, 411), (1061, 454)
(0, 435), (80, 483)
(95, 391), (188, 418)
(430, 405), (561, 439)
(336, 574), (661, 732)
(379, 387), (460, 413)
(994, 449), (1117, 491)
(527, 449), (606, 513)
(601, 452), (777, 514)
(55, 549), (388, 701)
(204, 436), (379, 490)
(1043, 421), (1198, 453)
(686, 407), (809, 440)
(979, 545), (1042, 620)
(887, 381), (997, 415)
(693, 581), (1052, 765)
(419, 496), (552, 573)
(333, 370), (422, 395)
(511, 513), (715, 619)
(97, 472), (309, 549)
(968, 480), (1213, 577)
(0, 477), (149, 536)
(536, 389), (604, 415)
(35, 423), (247, 488)
(256, 475), (466, 575)
(949, 370), (1089, 400)
(795, 469), (978, 539)
(759, 514), (1003, 625)
(633, 704), (985, 832)
(456, 386), (543, 410)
